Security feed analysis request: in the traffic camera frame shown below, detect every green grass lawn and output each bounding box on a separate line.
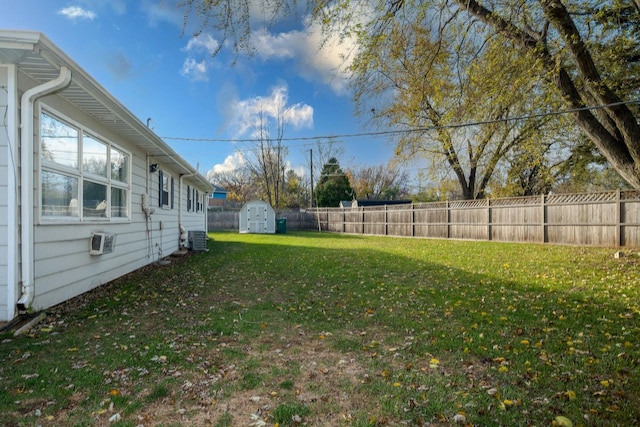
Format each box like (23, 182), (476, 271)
(1, 231), (639, 426)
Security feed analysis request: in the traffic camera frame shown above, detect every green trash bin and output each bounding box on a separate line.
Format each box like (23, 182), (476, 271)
(276, 218), (287, 234)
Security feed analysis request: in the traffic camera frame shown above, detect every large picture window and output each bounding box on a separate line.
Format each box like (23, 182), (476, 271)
(40, 110), (130, 221)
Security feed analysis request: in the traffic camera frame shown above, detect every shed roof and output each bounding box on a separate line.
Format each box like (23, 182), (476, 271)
(0, 29), (211, 191)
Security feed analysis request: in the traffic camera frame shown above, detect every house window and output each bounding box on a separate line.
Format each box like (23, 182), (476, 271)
(41, 114), (78, 168)
(40, 110), (130, 221)
(158, 169), (174, 209)
(41, 171), (79, 217)
(83, 134), (107, 177)
(185, 186), (204, 213)
(110, 147), (128, 217)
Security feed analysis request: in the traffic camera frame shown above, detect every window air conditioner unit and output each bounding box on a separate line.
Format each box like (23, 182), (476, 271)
(90, 232), (116, 255)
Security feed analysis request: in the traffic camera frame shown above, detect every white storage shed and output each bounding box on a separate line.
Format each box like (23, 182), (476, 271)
(239, 200), (276, 234)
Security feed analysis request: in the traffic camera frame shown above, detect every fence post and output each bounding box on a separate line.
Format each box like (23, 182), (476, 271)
(325, 208), (329, 231)
(446, 200), (450, 239)
(343, 208), (346, 233)
(412, 203), (415, 237)
(616, 189), (621, 247)
(385, 205), (389, 236)
(541, 194), (547, 243)
(487, 198), (492, 241)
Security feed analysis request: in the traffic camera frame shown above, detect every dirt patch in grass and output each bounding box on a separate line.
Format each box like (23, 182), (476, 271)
(32, 264), (374, 426)
(118, 334), (370, 426)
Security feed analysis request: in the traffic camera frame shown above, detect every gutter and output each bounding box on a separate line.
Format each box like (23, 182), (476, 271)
(17, 66), (72, 311)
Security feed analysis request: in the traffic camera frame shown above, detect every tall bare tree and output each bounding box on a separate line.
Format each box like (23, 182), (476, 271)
(208, 164), (257, 203)
(348, 163), (410, 200)
(241, 106), (290, 208)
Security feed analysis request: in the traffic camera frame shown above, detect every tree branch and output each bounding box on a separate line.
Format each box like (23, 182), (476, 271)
(457, 0), (640, 189)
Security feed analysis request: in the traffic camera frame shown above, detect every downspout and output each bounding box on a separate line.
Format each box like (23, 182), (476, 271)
(17, 66), (72, 311)
(204, 191), (209, 235)
(179, 164), (198, 249)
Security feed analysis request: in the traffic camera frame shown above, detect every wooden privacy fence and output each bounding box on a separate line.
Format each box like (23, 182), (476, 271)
(309, 190), (640, 248)
(207, 190), (640, 248)
(208, 210), (317, 232)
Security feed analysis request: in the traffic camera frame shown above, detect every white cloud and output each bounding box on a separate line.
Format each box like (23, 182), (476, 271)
(252, 28), (298, 59)
(249, 19), (356, 95)
(208, 152), (246, 177)
(291, 163), (307, 178)
(184, 33), (220, 55)
(140, 0), (356, 93)
(181, 58), (209, 82)
(300, 20), (356, 94)
(58, 6), (97, 21)
(230, 83), (313, 138)
(180, 33), (221, 82)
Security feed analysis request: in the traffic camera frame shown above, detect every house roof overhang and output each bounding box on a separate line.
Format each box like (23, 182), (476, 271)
(0, 29), (212, 191)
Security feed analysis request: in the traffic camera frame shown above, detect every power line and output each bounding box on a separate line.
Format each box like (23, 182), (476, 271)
(161, 99), (640, 144)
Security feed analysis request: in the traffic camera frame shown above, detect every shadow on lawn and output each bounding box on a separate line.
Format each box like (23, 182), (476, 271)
(0, 231), (637, 426)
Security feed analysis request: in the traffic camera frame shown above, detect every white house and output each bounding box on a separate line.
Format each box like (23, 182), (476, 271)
(0, 30), (212, 323)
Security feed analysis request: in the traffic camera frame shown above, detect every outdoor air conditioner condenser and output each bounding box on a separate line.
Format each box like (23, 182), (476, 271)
(90, 232), (116, 255)
(188, 230), (207, 251)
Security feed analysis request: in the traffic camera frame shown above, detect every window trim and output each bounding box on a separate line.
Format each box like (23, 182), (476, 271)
(38, 107), (131, 223)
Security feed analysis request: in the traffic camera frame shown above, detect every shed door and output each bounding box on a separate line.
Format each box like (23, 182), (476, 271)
(247, 205), (268, 233)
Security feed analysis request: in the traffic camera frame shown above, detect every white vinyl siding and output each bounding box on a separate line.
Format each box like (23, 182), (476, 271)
(0, 33), (211, 321)
(0, 65), (11, 320)
(181, 182), (208, 231)
(31, 142), (208, 311)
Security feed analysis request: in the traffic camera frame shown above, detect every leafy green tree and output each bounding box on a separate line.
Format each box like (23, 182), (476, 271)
(182, 0), (640, 190)
(492, 144), (555, 197)
(554, 137), (631, 193)
(282, 169), (309, 208)
(351, 10), (558, 199)
(314, 158), (353, 207)
(449, 0), (640, 189)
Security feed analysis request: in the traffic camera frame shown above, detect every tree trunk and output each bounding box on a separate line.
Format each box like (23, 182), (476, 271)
(458, 0), (640, 190)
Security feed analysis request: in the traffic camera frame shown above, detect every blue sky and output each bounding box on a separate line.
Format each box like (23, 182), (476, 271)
(1, 0), (402, 183)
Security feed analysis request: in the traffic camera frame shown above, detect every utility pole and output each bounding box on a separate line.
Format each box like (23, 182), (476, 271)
(309, 149), (314, 208)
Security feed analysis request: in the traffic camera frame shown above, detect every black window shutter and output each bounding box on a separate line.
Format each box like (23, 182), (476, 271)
(171, 177), (174, 209)
(158, 170), (163, 207)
